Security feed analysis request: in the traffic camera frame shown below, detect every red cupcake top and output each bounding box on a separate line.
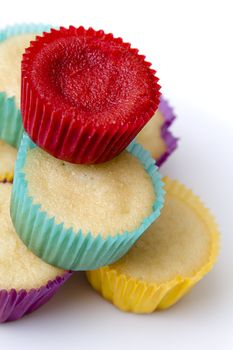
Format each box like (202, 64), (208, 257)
(22, 26), (160, 128)
(21, 26), (161, 164)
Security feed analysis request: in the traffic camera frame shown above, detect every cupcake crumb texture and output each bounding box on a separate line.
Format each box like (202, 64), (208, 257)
(112, 191), (212, 283)
(0, 33), (37, 107)
(23, 147), (156, 237)
(0, 183), (64, 291)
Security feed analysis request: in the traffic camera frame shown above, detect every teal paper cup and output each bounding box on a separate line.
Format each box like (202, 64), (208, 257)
(11, 133), (165, 271)
(0, 23), (52, 148)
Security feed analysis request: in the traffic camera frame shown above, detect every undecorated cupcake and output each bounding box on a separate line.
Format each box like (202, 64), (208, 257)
(136, 96), (178, 166)
(21, 26), (161, 164)
(0, 140), (17, 182)
(0, 182), (71, 323)
(0, 23), (51, 148)
(86, 177), (219, 313)
(11, 134), (164, 271)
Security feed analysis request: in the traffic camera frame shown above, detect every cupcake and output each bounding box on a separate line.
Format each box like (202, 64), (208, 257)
(0, 140), (17, 182)
(21, 26), (161, 164)
(136, 96), (178, 166)
(86, 177), (219, 313)
(0, 24), (51, 148)
(0, 182), (71, 323)
(10, 133), (164, 271)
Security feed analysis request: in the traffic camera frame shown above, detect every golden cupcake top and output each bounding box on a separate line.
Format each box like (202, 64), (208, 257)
(110, 177), (218, 283)
(0, 182), (64, 291)
(136, 110), (167, 160)
(0, 33), (37, 107)
(87, 177), (219, 313)
(23, 147), (156, 238)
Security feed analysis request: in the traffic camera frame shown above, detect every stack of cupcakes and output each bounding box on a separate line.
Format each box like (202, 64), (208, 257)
(0, 24), (219, 322)
(11, 25), (165, 271)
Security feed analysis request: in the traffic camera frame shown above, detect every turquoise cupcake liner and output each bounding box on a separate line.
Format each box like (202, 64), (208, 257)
(11, 134), (165, 271)
(0, 23), (52, 148)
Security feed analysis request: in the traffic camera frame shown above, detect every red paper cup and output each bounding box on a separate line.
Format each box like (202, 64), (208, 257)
(21, 26), (161, 164)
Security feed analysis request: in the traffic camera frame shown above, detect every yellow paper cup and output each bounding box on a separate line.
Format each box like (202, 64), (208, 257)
(86, 177), (219, 313)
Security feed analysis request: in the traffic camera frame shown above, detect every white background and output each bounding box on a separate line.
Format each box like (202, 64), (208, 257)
(0, 0), (232, 349)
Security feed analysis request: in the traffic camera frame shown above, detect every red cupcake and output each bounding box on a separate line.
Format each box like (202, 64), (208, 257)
(21, 26), (160, 164)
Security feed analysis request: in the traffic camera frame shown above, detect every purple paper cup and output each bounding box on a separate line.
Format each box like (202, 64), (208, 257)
(156, 96), (179, 167)
(0, 272), (71, 323)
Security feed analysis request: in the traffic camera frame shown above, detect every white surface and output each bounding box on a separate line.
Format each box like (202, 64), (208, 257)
(0, 0), (232, 349)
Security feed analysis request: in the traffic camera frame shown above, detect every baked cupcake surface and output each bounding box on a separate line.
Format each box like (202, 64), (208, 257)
(21, 26), (161, 164)
(0, 33), (37, 108)
(86, 177), (219, 313)
(136, 109), (166, 160)
(136, 96), (178, 165)
(0, 140), (17, 182)
(23, 147), (155, 238)
(0, 181), (70, 323)
(11, 133), (164, 270)
(112, 186), (211, 282)
(0, 182), (65, 290)
(0, 24), (51, 148)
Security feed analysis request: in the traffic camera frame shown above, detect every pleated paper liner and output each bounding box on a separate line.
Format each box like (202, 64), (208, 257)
(86, 177), (219, 313)
(0, 23), (52, 148)
(156, 96), (178, 167)
(0, 140), (17, 182)
(0, 272), (71, 323)
(21, 26), (161, 164)
(10, 133), (165, 271)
